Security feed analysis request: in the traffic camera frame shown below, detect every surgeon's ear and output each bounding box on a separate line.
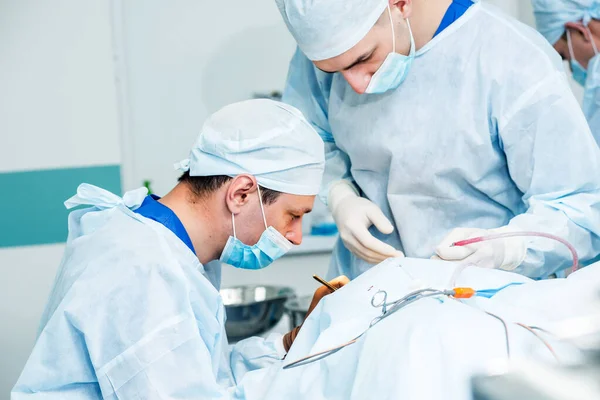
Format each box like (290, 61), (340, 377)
(565, 21), (591, 42)
(225, 174), (258, 214)
(391, 0), (412, 18)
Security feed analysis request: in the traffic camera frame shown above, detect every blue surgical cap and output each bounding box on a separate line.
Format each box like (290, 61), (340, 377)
(275, 0), (388, 61)
(532, 0), (600, 44)
(175, 99), (325, 196)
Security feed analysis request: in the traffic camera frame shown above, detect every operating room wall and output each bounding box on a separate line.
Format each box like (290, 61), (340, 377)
(114, 0), (299, 194)
(0, 0), (122, 394)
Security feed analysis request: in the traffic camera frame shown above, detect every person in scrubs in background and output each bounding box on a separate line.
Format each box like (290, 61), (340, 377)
(532, 0), (600, 145)
(12, 99), (348, 399)
(275, 0), (600, 281)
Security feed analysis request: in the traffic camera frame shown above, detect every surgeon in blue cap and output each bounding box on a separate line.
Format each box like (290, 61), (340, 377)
(275, 0), (600, 281)
(532, 0), (600, 144)
(12, 99), (349, 399)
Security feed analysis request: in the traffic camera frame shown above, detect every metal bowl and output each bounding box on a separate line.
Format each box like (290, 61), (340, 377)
(221, 285), (295, 341)
(284, 295), (313, 331)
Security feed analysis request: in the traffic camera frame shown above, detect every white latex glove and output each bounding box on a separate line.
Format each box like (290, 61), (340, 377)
(434, 227), (526, 270)
(328, 180), (404, 264)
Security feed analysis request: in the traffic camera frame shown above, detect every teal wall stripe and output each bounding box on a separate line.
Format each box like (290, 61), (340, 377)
(0, 165), (121, 248)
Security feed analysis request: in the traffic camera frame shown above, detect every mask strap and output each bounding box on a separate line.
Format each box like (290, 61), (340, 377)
(231, 213), (237, 239)
(387, 4), (396, 53)
(585, 25), (599, 55)
(567, 29), (577, 61)
(256, 185), (268, 230)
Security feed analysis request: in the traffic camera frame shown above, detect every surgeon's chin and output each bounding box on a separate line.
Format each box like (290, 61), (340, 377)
(235, 230), (262, 247)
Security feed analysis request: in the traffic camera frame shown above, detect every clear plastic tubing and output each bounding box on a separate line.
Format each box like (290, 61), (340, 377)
(452, 231), (579, 272)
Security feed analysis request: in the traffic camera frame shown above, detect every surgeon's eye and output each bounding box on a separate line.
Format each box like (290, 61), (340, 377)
(358, 53), (375, 67)
(360, 55), (373, 65)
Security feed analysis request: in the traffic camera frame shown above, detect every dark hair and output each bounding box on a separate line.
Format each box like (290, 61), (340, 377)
(178, 171), (282, 205)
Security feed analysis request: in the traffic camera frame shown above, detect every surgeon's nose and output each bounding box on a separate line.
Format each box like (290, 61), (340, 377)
(341, 70), (371, 94)
(285, 225), (303, 246)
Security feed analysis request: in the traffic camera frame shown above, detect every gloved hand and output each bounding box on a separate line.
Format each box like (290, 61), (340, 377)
(434, 227), (526, 270)
(283, 275), (349, 352)
(328, 180), (404, 264)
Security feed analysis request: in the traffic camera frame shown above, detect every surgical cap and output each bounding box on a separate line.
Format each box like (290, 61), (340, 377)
(532, 0), (600, 45)
(275, 0), (388, 61)
(175, 99), (325, 196)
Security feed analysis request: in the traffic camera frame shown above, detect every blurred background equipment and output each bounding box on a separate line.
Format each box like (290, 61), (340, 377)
(221, 285), (295, 341)
(472, 311), (600, 399)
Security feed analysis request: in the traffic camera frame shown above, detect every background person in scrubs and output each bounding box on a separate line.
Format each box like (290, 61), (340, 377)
(532, 0), (600, 145)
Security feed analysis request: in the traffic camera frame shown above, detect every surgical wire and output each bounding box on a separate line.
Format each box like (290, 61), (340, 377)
(284, 288), (448, 370)
(284, 292), (560, 371)
(283, 332), (366, 369)
(370, 291), (448, 327)
(515, 323), (560, 362)
(485, 311), (511, 358)
(529, 326), (553, 335)
(285, 280), (565, 372)
(371, 288), (445, 314)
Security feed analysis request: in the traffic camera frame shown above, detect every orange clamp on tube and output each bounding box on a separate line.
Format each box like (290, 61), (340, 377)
(452, 287), (476, 299)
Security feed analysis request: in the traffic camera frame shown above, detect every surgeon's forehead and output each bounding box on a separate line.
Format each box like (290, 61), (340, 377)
(275, 193), (314, 212)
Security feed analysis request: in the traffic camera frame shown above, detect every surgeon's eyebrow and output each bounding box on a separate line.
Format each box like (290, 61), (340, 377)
(315, 48), (377, 73)
(290, 207), (313, 215)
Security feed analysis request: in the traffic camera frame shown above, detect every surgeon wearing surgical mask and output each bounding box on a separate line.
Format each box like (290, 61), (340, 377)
(12, 99), (349, 399)
(276, 0), (600, 280)
(532, 0), (600, 145)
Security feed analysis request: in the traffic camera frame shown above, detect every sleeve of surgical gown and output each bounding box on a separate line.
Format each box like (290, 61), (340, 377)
(497, 69), (600, 278)
(282, 47), (354, 203)
(229, 333), (286, 383)
(80, 261), (284, 399)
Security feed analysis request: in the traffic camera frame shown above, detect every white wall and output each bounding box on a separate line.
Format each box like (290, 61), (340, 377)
(115, 0), (297, 195)
(0, 0), (121, 394)
(0, 1), (121, 174)
(0, 245), (64, 396)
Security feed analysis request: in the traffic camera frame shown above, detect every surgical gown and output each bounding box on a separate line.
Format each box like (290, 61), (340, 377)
(282, 1), (600, 280)
(12, 186), (284, 399)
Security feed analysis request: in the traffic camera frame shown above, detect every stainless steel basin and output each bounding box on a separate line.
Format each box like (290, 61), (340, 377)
(221, 285), (295, 341)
